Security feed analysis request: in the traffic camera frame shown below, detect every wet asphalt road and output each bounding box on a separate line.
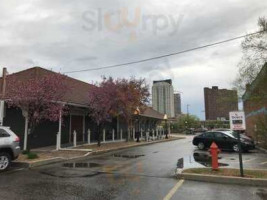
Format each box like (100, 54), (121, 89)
(1, 136), (267, 200)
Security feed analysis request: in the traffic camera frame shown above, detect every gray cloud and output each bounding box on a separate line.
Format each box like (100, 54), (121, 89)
(0, 0), (266, 119)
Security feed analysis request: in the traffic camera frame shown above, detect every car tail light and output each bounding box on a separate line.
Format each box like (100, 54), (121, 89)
(14, 136), (20, 142)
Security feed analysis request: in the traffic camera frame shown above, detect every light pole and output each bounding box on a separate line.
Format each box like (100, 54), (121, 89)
(134, 107), (141, 142)
(185, 120), (188, 134)
(164, 114), (168, 139)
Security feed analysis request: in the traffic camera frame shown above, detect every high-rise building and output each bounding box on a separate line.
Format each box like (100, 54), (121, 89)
(204, 86), (238, 120)
(152, 79), (175, 118)
(174, 93), (182, 117)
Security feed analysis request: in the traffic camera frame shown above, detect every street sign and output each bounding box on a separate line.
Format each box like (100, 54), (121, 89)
(229, 111), (246, 131)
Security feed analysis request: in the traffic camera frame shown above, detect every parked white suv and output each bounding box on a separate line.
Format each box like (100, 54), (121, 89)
(0, 127), (21, 171)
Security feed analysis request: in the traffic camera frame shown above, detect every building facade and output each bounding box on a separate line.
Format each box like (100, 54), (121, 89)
(204, 86), (238, 120)
(0, 67), (164, 149)
(152, 79), (175, 118)
(174, 93), (182, 117)
(243, 63), (267, 146)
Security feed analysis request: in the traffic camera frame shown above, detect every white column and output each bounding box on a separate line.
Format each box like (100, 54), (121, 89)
(73, 130), (77, 147)
(23, 115), (29, 151)
(103, 129), (106, 143)
(146, 131), (149, 142)
(120, 129), (123, 141)
(156, 128), (159, 139)
(141, 128), (143, 140)
(152, 129), (155, 140)
(69, 114), (72, 143)
(0, 100), (5, 126)
(112, 129), (115, 141)
(87, 129), (91, 144)
(56, 133), (60, 151)
(56, 109), (62, 150)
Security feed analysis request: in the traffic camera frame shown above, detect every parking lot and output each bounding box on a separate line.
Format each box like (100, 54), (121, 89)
(1, 136), (266, 200)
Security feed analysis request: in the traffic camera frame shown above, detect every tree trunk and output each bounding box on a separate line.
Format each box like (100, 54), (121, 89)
(97, 124), (101, 147)
(26, 128), (33, 152)
(26, 122), (36, 152)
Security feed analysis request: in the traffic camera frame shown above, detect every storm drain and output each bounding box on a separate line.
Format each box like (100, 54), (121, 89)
(113, 154), (145, 159)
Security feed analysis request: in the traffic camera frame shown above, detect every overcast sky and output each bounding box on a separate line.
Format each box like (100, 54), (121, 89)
(0, 0), (266, 119)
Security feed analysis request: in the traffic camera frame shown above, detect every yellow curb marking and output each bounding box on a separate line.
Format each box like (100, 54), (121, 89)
(163, 179), (184, 200)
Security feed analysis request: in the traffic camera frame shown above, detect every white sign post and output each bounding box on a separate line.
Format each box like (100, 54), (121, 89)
(229, 111), (245, 177)
(229, 111), (246, 131)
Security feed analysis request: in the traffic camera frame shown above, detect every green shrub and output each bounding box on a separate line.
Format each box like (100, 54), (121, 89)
(27, 152), (39, 159)
(22, 150), (29, 155)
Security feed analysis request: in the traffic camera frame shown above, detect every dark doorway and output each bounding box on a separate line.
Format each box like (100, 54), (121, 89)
(71, 115), (83, 142)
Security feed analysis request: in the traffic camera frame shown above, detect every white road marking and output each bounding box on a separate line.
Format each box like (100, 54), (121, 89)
(163, 179), (184, 200)
(260, 161), (267, 165)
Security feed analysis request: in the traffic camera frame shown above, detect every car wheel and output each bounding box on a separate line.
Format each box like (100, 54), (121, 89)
(198, 142), (205, 150)
(233, 144), (239, 152)
(0, 153), (11, 171)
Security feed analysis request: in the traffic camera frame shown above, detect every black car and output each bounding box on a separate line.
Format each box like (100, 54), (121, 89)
(192, 131), (255, 152)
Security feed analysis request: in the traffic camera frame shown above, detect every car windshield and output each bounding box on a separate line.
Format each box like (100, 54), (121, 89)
(221, 131), (236, 139)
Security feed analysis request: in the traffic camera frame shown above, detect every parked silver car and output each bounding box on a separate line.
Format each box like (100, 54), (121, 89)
(0, 126), (21, 171)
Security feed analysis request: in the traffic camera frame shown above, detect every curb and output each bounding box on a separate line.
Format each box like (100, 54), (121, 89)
(176, 172), (267, 187)
(90, 137), (184, 156)
(14, 137), (184, 169)
(13, 157), (64, 168)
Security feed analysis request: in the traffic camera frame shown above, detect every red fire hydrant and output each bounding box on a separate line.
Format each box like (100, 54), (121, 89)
(209, 142), (221, 171)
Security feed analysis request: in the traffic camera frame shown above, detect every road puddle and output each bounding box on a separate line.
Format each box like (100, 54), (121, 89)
(113, 154), (145, 159)
(256, 189), (267, 200)
(177, 151), (229, 169)
(62, 162), (102, 168)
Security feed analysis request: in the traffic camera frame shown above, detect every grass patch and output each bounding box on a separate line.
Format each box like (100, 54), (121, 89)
(183, 168), (267, 179)
(22, 150), (29, 155)
(27, 152), (39, 159)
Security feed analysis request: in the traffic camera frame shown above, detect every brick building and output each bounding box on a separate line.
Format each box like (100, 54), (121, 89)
(243, 63), (267, 144)
(204, 86), (238, 120)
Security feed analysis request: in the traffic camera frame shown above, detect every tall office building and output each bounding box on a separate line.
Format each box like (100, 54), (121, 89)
(152, 79), (175, 118)
(204, 86), (238, 120)
(174, 93), (182, 117)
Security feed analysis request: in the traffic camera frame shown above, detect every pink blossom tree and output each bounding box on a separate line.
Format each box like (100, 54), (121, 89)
(87, 77), (149, 145)
(87, 77), (118, 146)
(6, 73), (69, 151)
(115, 77), (150, 140)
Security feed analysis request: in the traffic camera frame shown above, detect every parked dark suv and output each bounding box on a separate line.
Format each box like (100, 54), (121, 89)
(192, 131), (255, 152)
(0, 127), (21, 171)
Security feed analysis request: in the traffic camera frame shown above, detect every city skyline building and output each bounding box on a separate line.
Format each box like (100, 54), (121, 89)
(174, 93), (182, 117)
(152, 79), (175, 118)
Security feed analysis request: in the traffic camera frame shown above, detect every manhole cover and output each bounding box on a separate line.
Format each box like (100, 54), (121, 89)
(113, 154), (145, 158)
(230, 158), (235, 160)
(62, 162), (102, 168)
